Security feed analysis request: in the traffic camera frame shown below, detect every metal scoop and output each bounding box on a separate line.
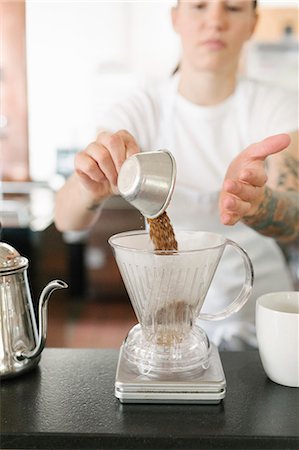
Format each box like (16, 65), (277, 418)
(117, 150), (176, 219)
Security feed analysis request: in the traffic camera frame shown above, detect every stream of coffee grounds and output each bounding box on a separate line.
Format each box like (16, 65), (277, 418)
(147, 211), (178, 251)
(146, 212), (193, 345)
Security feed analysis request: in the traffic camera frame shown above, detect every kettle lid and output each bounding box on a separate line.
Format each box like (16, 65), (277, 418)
(0, 242), (28, 273)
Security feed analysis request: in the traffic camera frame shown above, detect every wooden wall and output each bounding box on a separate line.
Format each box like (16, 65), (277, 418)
(254, 8), (298, 41)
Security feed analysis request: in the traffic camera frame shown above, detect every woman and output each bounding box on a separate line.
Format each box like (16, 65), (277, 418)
(55, 1), (298, 349)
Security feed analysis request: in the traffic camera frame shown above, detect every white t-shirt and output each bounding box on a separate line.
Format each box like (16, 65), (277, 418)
(98, 76), (297, 347)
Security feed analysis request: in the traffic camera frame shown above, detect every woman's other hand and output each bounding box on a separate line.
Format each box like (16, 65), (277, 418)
(219, 133), (291, 226)
(75, 130), (140, 202)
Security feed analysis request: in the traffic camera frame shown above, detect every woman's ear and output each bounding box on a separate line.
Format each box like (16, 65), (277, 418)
(248, 13), (258, 40)
(171, 6), (179, 34)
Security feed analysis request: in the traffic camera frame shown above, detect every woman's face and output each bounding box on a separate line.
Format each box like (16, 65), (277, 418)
(172, 0), (257, 74)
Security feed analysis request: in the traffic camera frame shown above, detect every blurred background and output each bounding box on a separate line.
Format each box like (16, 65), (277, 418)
(1, 0), (298, 349)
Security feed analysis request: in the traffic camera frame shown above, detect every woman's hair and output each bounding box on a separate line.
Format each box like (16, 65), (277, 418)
(176, 1), (258, 8)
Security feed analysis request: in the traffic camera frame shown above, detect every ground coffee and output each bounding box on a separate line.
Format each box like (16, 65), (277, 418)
(147, 211), (191, 345)
(147, 211), (178, 251)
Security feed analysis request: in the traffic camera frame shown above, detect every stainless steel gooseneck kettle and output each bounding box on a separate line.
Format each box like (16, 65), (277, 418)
(0, 241), (68, 379)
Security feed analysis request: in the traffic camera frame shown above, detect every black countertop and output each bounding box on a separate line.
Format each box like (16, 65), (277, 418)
(1, 349), (298, 450)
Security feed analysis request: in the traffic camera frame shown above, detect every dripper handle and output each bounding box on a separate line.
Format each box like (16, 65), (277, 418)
(199, 239), (254, 321)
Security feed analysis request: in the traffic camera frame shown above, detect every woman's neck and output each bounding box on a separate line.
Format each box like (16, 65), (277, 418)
(178, 66), (237, 106)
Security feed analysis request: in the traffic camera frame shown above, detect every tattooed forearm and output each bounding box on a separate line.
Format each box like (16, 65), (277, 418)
(242, 187), (299, 244)
(275, 154), (299, 192)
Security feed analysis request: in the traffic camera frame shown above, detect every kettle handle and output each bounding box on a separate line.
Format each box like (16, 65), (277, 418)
(15, 280), (68, 361)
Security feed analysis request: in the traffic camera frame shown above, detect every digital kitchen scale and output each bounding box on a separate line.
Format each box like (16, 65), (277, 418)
(115, 343), (226, 404)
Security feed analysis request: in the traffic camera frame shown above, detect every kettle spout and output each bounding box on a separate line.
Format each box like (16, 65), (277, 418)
(16, 280), (68, 361)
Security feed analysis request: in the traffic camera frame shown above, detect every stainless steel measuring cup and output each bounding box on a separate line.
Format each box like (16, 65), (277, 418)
(117, 150), (176, 219)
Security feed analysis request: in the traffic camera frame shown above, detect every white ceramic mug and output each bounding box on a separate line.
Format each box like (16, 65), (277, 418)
(256, 291), (299, 388)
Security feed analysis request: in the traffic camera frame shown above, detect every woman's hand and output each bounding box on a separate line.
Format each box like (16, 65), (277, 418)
(74, 130), (140, 201)
(219, 134), (291, 226)
(55, 129), (140, 232)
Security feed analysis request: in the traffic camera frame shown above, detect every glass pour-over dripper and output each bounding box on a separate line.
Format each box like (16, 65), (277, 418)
(109, 230), (253, 376)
